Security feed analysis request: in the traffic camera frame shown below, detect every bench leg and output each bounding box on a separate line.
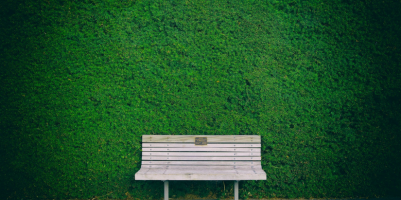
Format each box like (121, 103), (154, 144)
(164, 180), (169, 200)
(234, 180), (239, 200)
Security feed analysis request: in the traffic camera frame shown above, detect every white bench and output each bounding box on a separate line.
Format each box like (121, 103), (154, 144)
(135, 135), (266, 200)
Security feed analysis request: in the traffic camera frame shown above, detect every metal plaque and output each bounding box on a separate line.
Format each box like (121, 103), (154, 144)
(195, 137), (207, 145)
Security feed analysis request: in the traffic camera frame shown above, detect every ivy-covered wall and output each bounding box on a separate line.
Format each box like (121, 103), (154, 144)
(1, 0), (400, 199)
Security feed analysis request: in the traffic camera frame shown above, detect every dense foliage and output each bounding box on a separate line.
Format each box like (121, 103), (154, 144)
(1, 0), (400, 199)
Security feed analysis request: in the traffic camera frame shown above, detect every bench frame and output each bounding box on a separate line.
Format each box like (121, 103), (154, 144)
(135, 135), (266, 200)
(163, 180), (239, 200)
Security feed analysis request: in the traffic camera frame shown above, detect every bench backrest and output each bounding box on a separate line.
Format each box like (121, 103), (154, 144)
(141, 135), (261, 168)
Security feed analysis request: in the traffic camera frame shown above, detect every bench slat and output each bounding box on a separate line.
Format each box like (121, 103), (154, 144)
(142, 152), (261, 156)
(135, 169), (266, 180)
(142, 135), (260, 143)
(136, 174), (266, 180)
(140, 166), (263, 170)
(142, 143), (261, 148)
(136, 168), (265, 175)
(142, 156), (261, 160)
(142, 148), (260, 152)
(141, 161), (261, 166)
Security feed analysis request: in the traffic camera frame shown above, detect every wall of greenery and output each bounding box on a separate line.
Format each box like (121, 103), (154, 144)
(1, 0), (400, 199)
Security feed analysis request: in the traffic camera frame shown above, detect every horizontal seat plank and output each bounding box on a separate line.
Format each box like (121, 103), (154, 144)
(142, 156), (261, 161)
(142, 143), (261, 148)
(142, 152), (261, 156)
(136, 167), (265, 174)
(140, 165), (263, 170)
(141, 161), (261, 166)
(142, 148), (260, 152)
(135, 173), (266, 180)
(142, 135), (260, 143)
(135, 168), (266, 180)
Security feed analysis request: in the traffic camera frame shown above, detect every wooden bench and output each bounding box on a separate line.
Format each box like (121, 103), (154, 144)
(135, 135), (266, 200)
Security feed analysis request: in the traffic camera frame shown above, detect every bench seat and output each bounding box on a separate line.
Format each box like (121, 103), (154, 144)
(136, 166), (266, 180)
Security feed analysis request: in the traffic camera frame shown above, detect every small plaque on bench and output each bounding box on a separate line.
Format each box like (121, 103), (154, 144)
(195, 137), (207, 145)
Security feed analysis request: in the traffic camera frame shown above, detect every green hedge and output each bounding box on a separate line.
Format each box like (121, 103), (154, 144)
(1, 0), (400, 199)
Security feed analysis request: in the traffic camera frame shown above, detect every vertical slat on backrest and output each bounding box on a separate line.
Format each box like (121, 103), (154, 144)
(141, 135), (262, 167)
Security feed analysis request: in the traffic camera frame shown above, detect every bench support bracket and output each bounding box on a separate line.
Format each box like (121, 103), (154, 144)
(234, 180), (239, 200)
(164, 180), (169, 200)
